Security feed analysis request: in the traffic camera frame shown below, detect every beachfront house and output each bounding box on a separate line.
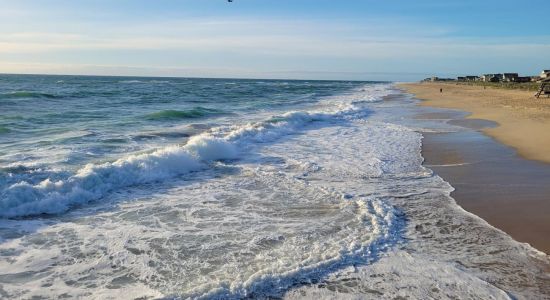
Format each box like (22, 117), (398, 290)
(425, 76), (456, 82)
(499, 73), (519, 82)
(513, 76), (531, 83)
(429, 77), (454, 82)
(457, 76), (479, 81)
(481, 74), (499, 82)
(541, 70), (550, 79)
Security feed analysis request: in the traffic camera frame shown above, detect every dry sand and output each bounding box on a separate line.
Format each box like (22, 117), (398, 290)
(399, 82), (550, 164)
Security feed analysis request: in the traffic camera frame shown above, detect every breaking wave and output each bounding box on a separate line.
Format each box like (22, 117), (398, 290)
(0, 137), (238, 218)
(0, 85), (391, 218)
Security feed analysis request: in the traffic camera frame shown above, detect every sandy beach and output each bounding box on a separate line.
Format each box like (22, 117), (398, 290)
(399, 82), (550, 253)
(399, 82), (550, 163)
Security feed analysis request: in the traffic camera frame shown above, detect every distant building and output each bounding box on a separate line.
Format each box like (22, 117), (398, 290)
(531, 76), (541, 82)
(425, 76), (454, 82)
(457, 76), (479, 81)
(541, 70), (550, 79)
(481, 74), (500, 82)
(512, 76), (531, 83)
(500, 73), (519, 82)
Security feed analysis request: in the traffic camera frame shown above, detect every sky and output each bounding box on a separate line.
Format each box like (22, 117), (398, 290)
(1, 0), (549, 81)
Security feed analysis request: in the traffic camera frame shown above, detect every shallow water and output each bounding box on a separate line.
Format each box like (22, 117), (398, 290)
(0, 75), (548, 299)
(423, 120), (550, 253)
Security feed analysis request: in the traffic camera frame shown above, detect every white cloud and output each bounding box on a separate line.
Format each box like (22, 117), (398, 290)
(1, 16), (549, 79)
(2, 25), (548, 59)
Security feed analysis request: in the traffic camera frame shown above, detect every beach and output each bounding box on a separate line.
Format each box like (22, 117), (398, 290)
(399, 82), (550, 163)
(1, 75), (549, 299)
(2, 0), (550, 298)
(399, 82), (550, 253)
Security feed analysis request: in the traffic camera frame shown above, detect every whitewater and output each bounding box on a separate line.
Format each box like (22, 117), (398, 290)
(0, 75), (548, 299)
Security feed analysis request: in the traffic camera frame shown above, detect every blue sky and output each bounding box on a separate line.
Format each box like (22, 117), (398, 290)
(1, 0), (549, 81)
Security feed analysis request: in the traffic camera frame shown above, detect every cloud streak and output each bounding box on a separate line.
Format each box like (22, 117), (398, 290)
(1, 13), (549, 80)
(2, 23), (549, 58)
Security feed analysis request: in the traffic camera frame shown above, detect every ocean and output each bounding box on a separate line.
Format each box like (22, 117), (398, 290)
(0, 75), (548, 299)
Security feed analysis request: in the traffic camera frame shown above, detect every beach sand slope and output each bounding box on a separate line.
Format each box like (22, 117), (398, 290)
(398, 83), (550, 164)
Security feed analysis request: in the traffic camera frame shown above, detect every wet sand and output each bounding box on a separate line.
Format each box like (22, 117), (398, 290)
(399, 82), (550, 163)
(415, 107), (550, 254)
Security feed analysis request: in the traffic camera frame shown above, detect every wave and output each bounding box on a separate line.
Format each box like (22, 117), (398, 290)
(145, 107), (224, 121)
(118, 80), (142, 84)
(1, 110), (328, 218)
(187, 198), (400, 299)
(119, 80), (171, 84)
(0, 91), (62, 100)
(0, 140), (237, 218)
(0, 84), (393, 218)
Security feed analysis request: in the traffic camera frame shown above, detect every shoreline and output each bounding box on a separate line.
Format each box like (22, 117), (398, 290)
(398, 82), (550, 164)
(397, 83), (550, 253)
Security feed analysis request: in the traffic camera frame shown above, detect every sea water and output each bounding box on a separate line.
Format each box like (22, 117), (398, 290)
(0, 75), (548, 299)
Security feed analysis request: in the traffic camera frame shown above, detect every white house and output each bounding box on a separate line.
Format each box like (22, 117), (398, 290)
(500, 73), (518, 82)
(481, 74), (499, 82)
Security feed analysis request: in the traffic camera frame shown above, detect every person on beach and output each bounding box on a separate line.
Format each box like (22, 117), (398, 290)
(440, 88), (443, 93)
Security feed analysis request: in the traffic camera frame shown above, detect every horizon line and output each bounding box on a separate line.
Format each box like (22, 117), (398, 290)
(0, 72), (400, 83)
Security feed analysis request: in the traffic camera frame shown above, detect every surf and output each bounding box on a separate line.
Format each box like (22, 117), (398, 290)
(0, 86), (389, 218)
